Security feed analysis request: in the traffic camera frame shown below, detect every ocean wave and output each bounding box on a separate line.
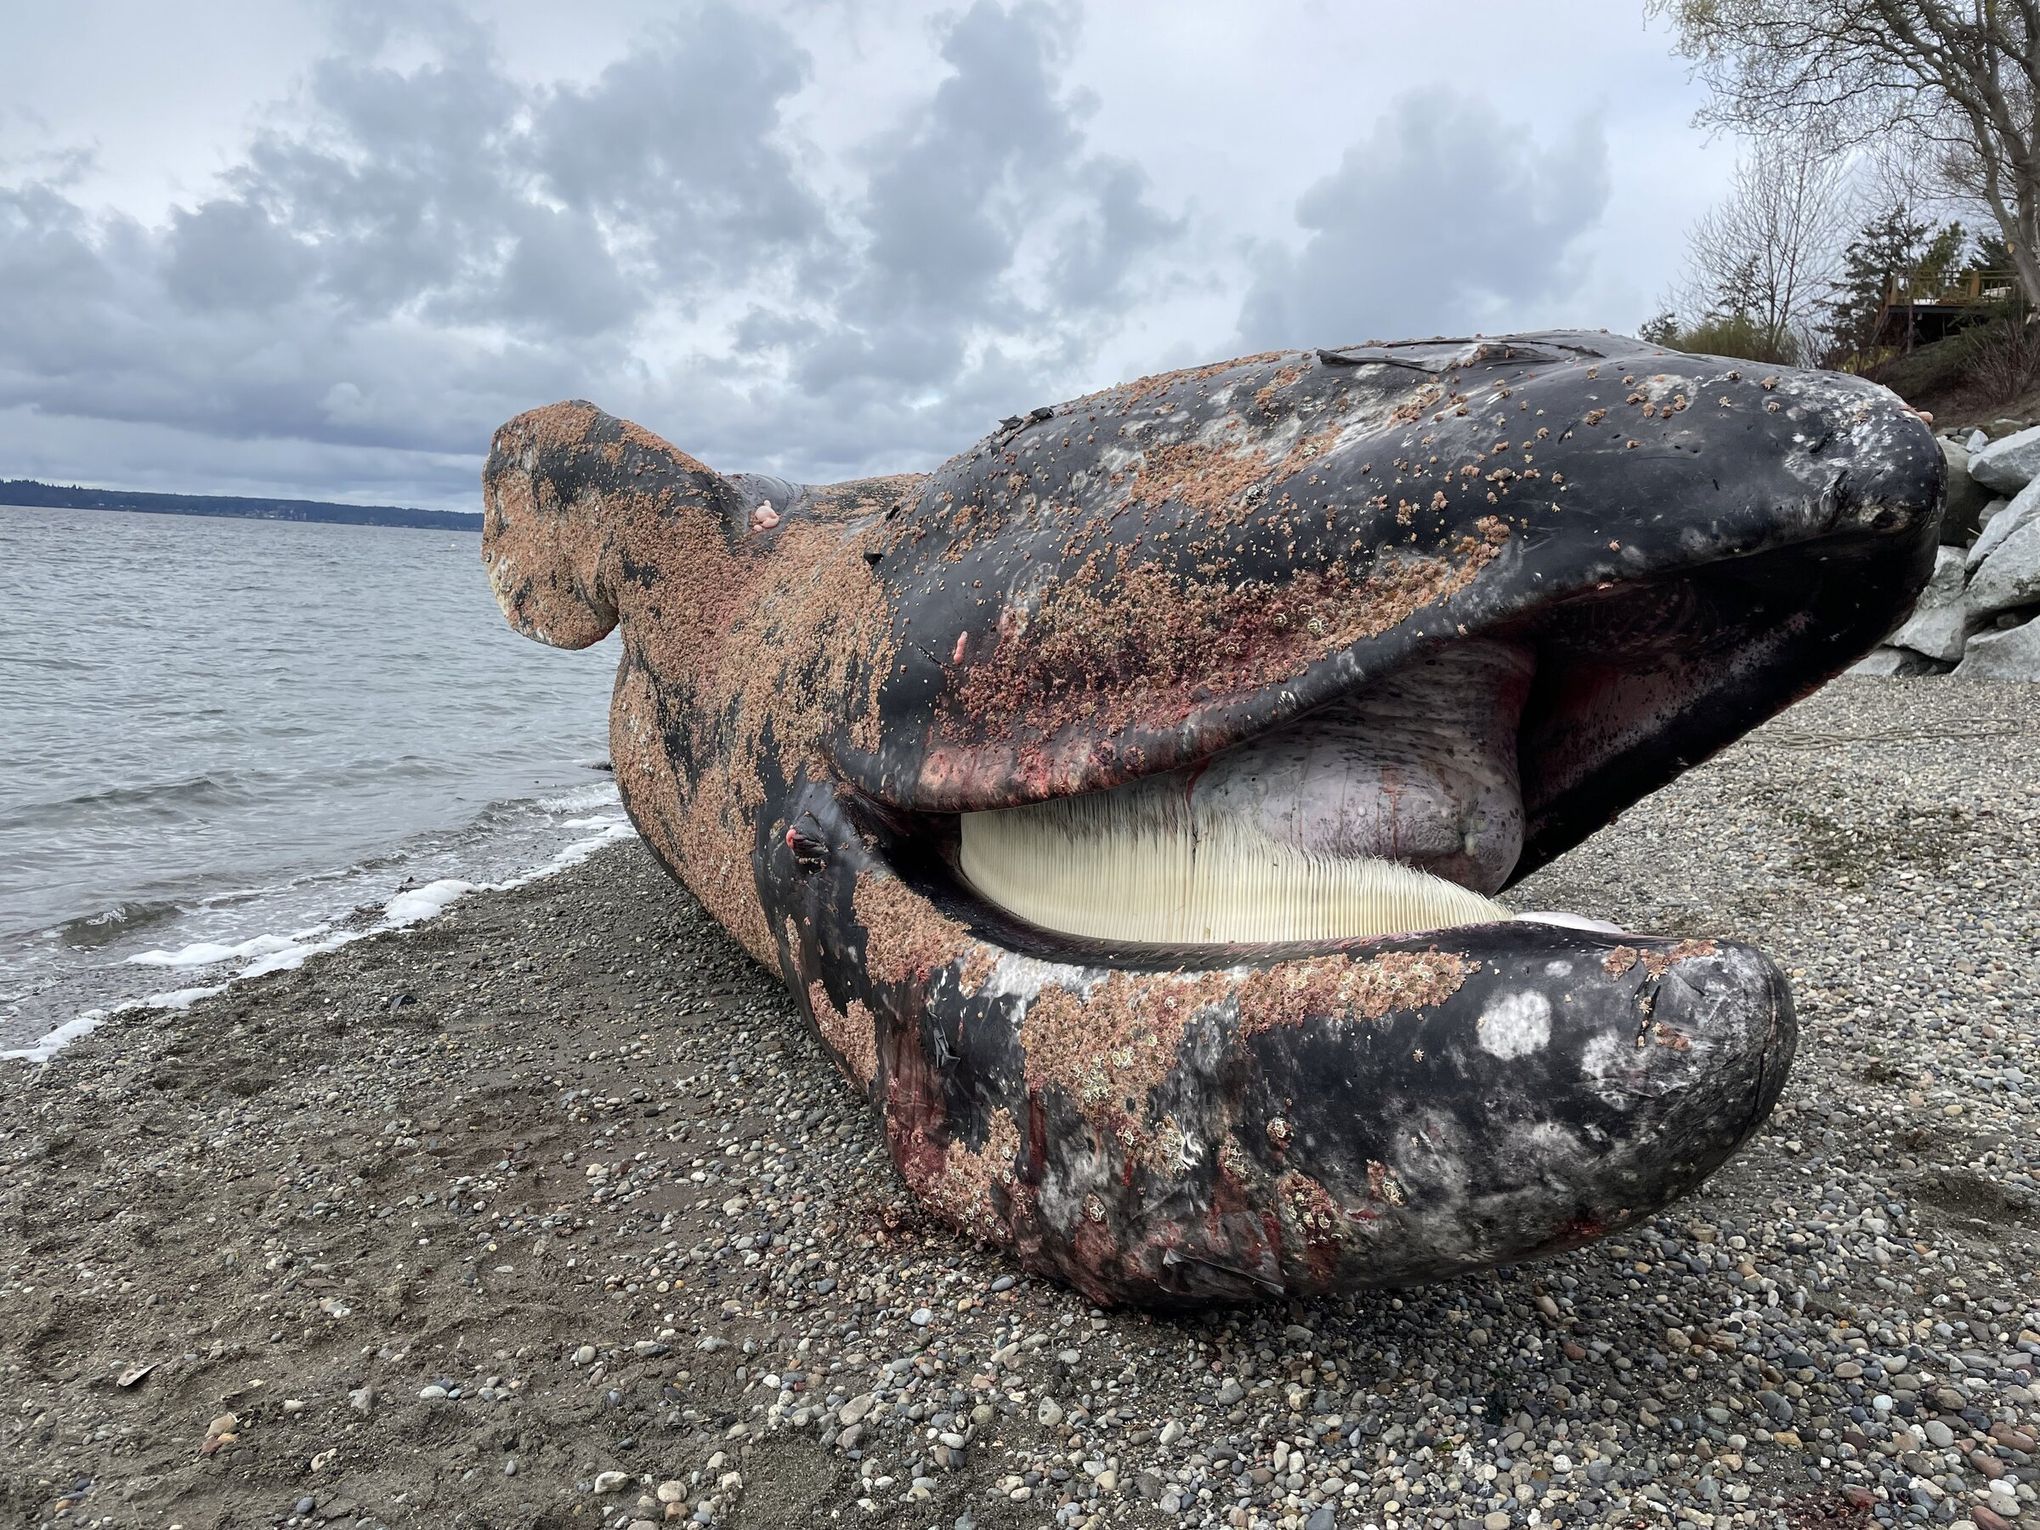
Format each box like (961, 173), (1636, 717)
(45, 899), (183, 948)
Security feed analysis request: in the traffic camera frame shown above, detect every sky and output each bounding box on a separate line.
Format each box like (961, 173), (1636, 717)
(0, 0), (1742, 510)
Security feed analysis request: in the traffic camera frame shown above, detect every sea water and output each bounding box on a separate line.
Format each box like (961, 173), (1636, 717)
(0, 506), (625, 1057)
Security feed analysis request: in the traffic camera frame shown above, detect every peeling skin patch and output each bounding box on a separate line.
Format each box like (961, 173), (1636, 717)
(949, 519), (1512, 744)
(1122, 437), (1268, 528)
(853, 873), (972, 990)
(807, 980), (878, 1090)
(1019, 976), (1203, 1107)
(1235, 949), (1472, 1035)
(1476, 990), (1553, 1059)
(923, 1108), (1022, 1244)
(1642, 938), (1718, 977)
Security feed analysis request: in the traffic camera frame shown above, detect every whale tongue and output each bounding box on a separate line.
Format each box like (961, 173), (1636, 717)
(956, 640), (1534, 946)
(1179, 639), (1532, 895)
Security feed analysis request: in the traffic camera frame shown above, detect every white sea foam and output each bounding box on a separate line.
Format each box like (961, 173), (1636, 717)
(127, 931), (320, 968)
(3, 811), (633, 1065)
(384, 878), (480, 926)
(2, 1007), (112, 1064)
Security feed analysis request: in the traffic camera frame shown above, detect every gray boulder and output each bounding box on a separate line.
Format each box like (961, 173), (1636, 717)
(1890, 547), (1972, 661)
(1936, 438), (1992, 544)
(1848, 647), (1950, 677)
(1966, 423), (2040, 492)
(1951, 618), (2040, 680)
(1970, 486), (2039, 573)
(1967, 509), (2040, 616)
(1967, 428), (1990, 453)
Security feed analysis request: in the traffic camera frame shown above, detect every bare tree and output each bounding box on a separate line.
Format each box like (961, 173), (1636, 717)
(1673, 139), (1858, 361)
(1650, 0), (2040, 307)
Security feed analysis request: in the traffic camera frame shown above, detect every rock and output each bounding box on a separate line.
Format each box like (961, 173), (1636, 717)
(1971, 485), (2040, 573)
(1892, 602), (1971, 662)
(1159, 1419), (1185, 1447)
(1215, 1379), (1244, 1406)
(1968, 507), (2040, 616)
(593, 1470), (631, 1494)
(1849, 647), (1950, 677)
(838, 1393), (875, 1426)
(1968, 428), (1990, 453)
(1986, 416), (2030, 438)
(1925, 1419), (1956, 1447)
(1892, 547), (1973, 660)
(909, 1306), (932, 1326)
(1306, 1506), (1339, 1530)
(657, 1481), (686, 1503)
(1953, 617), (2040, 679)
(1037, 1397), (1064, 1427)
(1938, 438), (1994, 543)
(1967, 423), (2040, 492)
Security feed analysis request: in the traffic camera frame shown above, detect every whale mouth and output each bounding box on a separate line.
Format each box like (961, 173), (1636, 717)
(956, 638), (1531, 947)
(886, 531), (1911, 961)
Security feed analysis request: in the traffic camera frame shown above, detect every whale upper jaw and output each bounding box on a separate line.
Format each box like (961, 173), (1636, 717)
(828, 334), (1945, 897)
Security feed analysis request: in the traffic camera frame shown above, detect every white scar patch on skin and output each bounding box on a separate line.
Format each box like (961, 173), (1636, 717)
(1578, 1031), (1629, 1109)
(1476, 991), (1553, 1059)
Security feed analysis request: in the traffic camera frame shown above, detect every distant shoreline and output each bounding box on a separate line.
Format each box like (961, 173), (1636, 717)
(1, 478), (482, 532)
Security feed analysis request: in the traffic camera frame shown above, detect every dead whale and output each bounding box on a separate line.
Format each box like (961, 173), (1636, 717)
(482, 332), (1942, 1306)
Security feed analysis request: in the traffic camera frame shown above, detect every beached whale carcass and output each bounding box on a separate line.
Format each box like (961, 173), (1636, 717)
(480, 332), (1943, 1306)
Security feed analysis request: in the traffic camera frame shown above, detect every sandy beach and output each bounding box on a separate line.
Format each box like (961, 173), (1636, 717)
(4, 678), (2036, 1530)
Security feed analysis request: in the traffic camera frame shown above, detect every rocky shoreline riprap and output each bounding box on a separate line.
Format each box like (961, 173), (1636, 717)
(1856, 424), (2040, 678)
(1, 682), (2035, 1530)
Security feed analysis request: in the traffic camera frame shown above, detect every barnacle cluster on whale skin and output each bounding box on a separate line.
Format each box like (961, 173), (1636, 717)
(482, 331), (1943, 1304)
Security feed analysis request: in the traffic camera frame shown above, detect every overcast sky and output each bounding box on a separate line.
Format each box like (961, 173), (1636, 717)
(0, 0), (1740, 509)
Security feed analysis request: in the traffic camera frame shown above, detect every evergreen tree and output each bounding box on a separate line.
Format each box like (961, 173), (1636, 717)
(1638, 310), (1681, 346)
(1821, 206), (1930, 367)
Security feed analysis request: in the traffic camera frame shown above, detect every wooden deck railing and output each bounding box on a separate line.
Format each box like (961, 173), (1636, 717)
(1885, 268), (2021, 307)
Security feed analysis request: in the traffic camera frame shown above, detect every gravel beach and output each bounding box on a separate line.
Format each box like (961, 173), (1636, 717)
(3, 678), (2036, 1530)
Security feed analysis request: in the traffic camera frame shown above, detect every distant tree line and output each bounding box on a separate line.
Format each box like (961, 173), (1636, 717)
(0, 479), (482, 533)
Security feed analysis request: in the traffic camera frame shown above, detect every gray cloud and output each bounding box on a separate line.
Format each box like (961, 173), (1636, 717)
(0, 5), (1641, 510)
(1235, 95), (1612, 350)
